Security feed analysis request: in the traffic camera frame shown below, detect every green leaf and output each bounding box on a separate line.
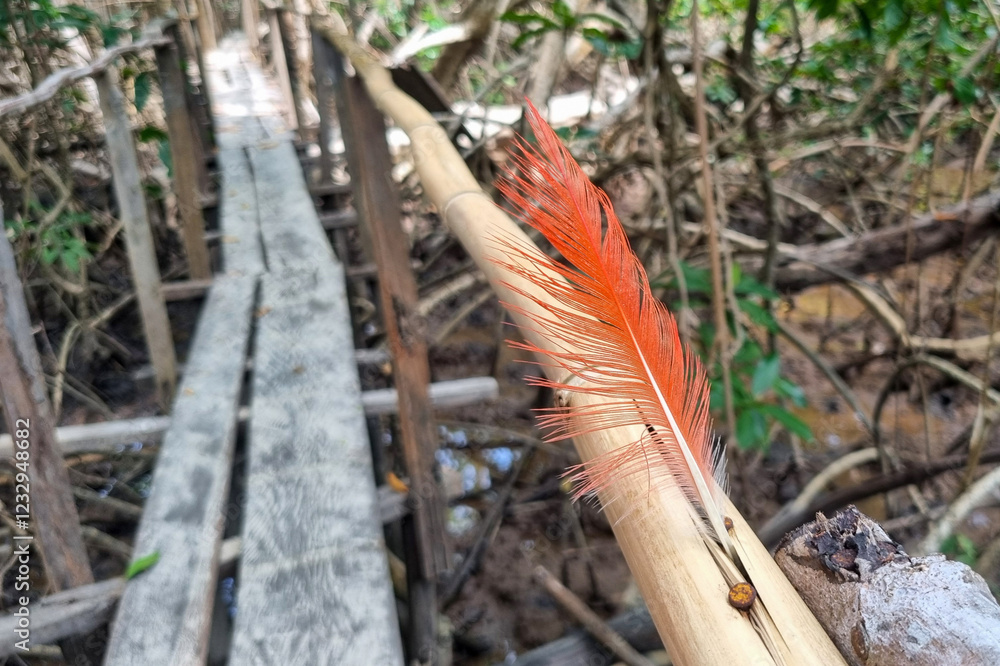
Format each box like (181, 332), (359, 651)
(941, 534), (978, 566)
(665, 261), (712, 295)
(138, 125), (168, 143)
(738, 299), (779, 332)
(775, 377), (808, 408)
(512, 26), (555, 49)
(579, 12), (626, 30)
(736, 409), (768, 450)
(751, 354), (781, 397)
(552, 0), (575, 26)
(733, 337), (764, 366)
(617, 37), (643, 60)
(133, 71), (151, 112)
(499, 10), (556, 28)
(757, 404), (814, 441)
(735, 273), (779, 300)
(102, 23), (126, 47)
(582, 27), (613, 56)
(125, 551), (160, 579)
(854, 3), (874, 41)
(158, 139), (172, 178)
(809, 0), (840, 20)
(952, 76), (977, 106)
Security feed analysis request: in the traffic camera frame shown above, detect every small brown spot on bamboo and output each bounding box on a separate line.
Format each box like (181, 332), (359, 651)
(728, 582), (756, 611)
(724, 516), (734, 531)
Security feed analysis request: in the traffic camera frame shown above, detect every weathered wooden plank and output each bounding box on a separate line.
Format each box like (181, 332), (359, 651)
(312, 27), (336, 184)
(248, 141), (336, 270)
(194, 0), (217, 50)
(0, 536), (249, 657)
(0, 203), (93, 592)
(104, 275), (256, 665)
(266, 8), (297, 131)
(231, 264), (403, 664)
(95, 67), (177, 407)
(217, 147), (266, 275)
(275, 7), (308, 132)
(155, 33), (211, 280)
(333, 60), (449, 598)
(162, 278), (213, 301)
(207, 45), (269, 151)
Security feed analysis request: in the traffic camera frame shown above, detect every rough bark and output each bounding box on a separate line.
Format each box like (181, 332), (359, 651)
(775, 506), (1000, 666)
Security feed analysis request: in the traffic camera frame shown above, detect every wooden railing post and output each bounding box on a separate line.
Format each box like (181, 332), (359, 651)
(194, 0), (217, 51)
(311, 26), (336, 184)
(276, 7), (308, 133)
(95, 68), (178, 408)
(328, 41), (450, 663)
(266, 7), (297, 131)
(242, 0), (261, 58)
(171, 19), (217, 165)
(154, 30), (211, 279)
(0, 202), (94, 593)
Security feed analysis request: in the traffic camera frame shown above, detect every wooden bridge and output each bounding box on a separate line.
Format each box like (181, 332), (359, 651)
(0, 16), (497, 666)
(104, 39), (410, 664)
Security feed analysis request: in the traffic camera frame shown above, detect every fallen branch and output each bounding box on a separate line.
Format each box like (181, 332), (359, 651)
(513, 605), (661, 666)
(0, 377), (501, 458)
(758, 448), (1000, 547)
(848, 284), (1000, 361)
(533, 564), (656, 666)
(915, 462), (1000, 556)
(742, 191), (1000, 292)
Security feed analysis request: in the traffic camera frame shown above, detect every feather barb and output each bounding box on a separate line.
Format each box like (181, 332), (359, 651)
(492, 101), (733, 556)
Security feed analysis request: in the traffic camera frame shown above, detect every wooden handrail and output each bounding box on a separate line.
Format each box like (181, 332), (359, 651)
(0, 21), (175, 119)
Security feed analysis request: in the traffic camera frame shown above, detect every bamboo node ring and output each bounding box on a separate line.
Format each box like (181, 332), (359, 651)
(441, 189), (493, 222)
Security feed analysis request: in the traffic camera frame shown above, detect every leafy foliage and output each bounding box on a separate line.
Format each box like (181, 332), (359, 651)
(941, 534), (979, 566)
(6, 205), (94, 273)
(656, 262), (813, 451)
(0, 0), (136, 52)
(501, 1), (643, 59)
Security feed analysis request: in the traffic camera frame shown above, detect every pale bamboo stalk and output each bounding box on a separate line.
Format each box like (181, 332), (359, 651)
(310, 11), (845, 664)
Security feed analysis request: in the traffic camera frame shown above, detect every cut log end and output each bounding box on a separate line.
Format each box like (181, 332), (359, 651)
(775, 505), (1000, 666)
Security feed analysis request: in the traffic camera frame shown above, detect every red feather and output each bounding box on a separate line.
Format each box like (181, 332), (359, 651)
(492, 102), (731, 552)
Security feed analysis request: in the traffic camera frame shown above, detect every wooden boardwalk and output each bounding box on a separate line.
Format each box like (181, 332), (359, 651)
(104, 39), (405, 664)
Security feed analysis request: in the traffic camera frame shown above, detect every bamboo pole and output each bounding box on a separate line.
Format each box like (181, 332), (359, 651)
(309, 11), (846, 665)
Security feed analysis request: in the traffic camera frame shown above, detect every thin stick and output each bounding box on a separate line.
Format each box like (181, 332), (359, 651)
(533, 564), (657, 666)
(691, 1), (735, 435)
